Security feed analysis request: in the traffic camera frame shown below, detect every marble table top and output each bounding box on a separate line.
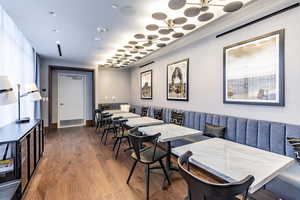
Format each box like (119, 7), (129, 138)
(139, 124), (202, 142)
(126, 117), (164, 128)
(103, 109), (127, 114)
(112, 112), (140, 119)
(173, 138), (295, 193)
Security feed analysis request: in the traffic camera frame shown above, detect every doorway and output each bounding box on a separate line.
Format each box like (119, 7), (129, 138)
(48, 66), (95, 129)
(58, 73), (87, 128)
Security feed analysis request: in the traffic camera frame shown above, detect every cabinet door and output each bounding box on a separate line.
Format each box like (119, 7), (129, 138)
(29, 131), (35, 177)
(20, 137), (28, 192)
(35, 128), (40, 165)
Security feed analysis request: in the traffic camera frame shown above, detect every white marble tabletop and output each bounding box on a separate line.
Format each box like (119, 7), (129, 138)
(103, 109), (127, 114)
(112, 112), (140, 119)
(126, 117), (164, 128)
(173, 138), (295, 193)
(139, 124), (202, 142)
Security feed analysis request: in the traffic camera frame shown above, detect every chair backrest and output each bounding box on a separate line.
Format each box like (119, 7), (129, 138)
(178, 151), (254, 200)
(141, 107), (149, 117)
(128, 128), (161, 161)
(154, 109), (163, 120)
(170, 111), (185, 126)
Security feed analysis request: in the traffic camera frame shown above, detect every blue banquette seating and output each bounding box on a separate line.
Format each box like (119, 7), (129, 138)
(131, 104), (300, 200)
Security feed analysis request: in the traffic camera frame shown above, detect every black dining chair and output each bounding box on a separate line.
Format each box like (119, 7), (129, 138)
(101, 115), (121, 145)
(112, 118), (130, 159)
(141, 107), (149, 117)
(178, 151), (254, 200)
(94, 109), (102, 131)
(127, 128), (171, 200)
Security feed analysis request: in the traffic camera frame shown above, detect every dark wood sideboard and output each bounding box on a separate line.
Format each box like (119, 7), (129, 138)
(0, 119), (44, 199)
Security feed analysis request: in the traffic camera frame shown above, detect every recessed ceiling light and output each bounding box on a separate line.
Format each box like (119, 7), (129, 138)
(97, 27), (108, 32)
(112, 4), (119, 9)
(94, 37), (101, 41)
(49, 10), (56, 16)
(52, 28), (59, 33)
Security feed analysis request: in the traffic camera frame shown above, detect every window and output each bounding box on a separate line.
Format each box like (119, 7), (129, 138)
(0, 5), (35, 127)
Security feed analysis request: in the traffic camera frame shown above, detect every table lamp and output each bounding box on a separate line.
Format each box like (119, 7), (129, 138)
(16, 83), (42, 123)
(0, 76), (17, 106)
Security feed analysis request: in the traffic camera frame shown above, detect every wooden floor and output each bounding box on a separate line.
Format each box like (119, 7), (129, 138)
(23, 126), (201, 200)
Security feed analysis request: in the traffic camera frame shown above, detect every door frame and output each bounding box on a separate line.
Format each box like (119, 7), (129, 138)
(57, 73), (87, 128)
(48, 66), (95, 129)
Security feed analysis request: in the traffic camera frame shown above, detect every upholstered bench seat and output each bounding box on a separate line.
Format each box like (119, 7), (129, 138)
(131, 105), (300, 200)
(265, 163), (300, 200)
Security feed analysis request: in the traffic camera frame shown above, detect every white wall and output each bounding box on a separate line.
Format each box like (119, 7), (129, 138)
(130, 7), (300, 125)
(98, 68), (131, 104)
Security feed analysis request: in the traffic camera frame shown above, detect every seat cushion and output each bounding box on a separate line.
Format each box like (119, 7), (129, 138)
(131, 147), (168, 164)
(266, 162), (300, 200)
(203, 124), (226, 138)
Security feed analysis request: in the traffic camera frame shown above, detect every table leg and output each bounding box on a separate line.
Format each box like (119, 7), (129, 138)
(161, 141), (178, 190)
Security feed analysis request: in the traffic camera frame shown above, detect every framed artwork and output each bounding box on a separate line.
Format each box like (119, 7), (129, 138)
(167, 59), (189, 101)
(140, 70), (152, 99)
(223, 29), (285, 106)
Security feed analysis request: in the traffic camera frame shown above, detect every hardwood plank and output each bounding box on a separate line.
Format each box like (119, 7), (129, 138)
(22, 127), (279, 200)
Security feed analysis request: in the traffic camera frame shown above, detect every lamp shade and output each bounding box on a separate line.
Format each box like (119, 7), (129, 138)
(24, 83), (38, 93)
(0, 76), (17, 105)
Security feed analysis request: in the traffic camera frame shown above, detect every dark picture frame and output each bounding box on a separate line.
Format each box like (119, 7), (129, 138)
(223, 29), (285, 106)
(140, 70), (153, 99)
(167, 58), (189, 101)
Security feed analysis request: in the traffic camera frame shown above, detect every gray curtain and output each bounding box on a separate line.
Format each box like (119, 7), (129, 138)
(34, 53), (41, 119)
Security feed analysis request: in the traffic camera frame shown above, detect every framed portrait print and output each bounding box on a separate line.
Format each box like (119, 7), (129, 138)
(167, 59), (189, 101)
(223, 29), (285, 106)
(140, 70), (152, 99)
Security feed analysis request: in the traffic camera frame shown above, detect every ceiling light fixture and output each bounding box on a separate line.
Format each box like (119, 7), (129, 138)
(94, 37), (101, 41)
(112, 4), (119, 9)
(49, 10), (56, 16)
(97, 27), (108, 32)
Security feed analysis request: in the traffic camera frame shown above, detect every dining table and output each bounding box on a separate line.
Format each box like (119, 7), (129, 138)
(125, 117), (164, 128)
(173, 138), (295, 194)
(112, 112), (140, 119)
(139, 123), (203, 189)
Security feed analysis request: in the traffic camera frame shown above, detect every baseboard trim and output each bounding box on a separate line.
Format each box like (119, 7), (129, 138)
(86, 120), (93, 127)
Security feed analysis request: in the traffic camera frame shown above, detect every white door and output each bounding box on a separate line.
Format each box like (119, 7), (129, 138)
(58, 74), (86, 128)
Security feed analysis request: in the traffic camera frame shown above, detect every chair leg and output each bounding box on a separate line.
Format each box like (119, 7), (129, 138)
(127, 160), (138, 184)
(101, 129), (106, 142)
(145, 164), (150, 200)
(113, 137), (119, 151)
(104, 130), (109, 145)
(159, 160), (171, 185)
(115, 137), (122, 159)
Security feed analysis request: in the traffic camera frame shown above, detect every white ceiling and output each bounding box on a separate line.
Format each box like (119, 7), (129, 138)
(0, 0), (297, 67)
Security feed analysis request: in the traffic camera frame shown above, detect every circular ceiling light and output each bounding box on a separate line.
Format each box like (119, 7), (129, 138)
(143, 43), (152, 47)
(147, 49), (154, 52)
(159, 29), (172, 35)
(223, 1), (243, 12)
(168, 0), (186, 10)
(160, 37), (170, 41)
(125, 54), (131, 57)
(112, 4), (119, 9)
(115, 54), (122, 56)
(140, 52), (148, 55)
(173, 17), (187, 25)
(134, 34), (145, 39)
(157, 43), (167, 48)
(152, 12), (168, 20)
(124, 45), (132, 48)
(147, 34), (159, 40)
(146, 24), (159, 31)
(198, 12), (214, 22)
(135, 46), (144, 49)
(129, 41), (138, 45)
(117, 49), (125, 52)
(129, 59), (137, 62)
(135, 56), (142, 59)
(184, 7), (201, 17)
(182, 24), (196, 30)
(172, 32), (184, 38)
(130, 51), (138, 54)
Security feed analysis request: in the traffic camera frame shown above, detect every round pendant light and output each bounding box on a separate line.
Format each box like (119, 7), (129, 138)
(159, 29), (172, 35)
(173, 17), (187, 25)
(157, 43), (167, 48)
(223, 1), (243, 12)
(146, 24), (159, 31)
(152, 12), (167, 20)
(198, 12), (214, 22)
(129, 41), (138, 45)
(160, 37), (170, 41)
(134, 34), (145, 39)
(172, 32), (184, 38)
(182, 24), (196, 30)
(168, 0), (186, 10)
(147, 34), (159, 40)
(184, 7), (201, 17)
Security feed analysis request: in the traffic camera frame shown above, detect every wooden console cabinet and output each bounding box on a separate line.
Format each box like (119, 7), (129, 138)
(0, 119), (44, 198)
